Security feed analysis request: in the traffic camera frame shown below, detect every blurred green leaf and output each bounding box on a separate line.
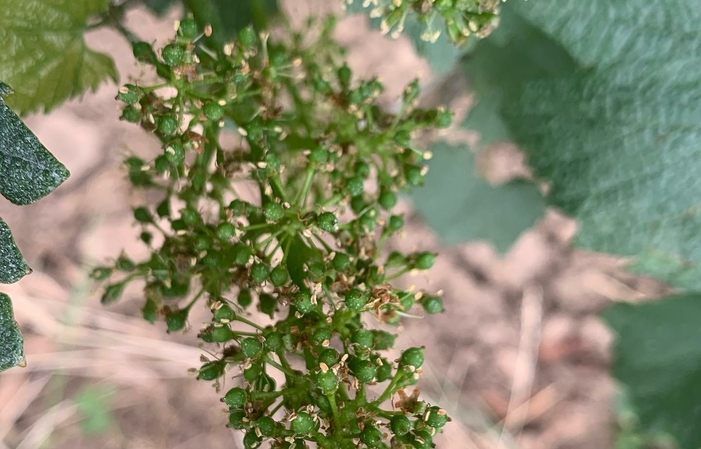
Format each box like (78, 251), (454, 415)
(0, 0), (118, 115)
(0, 293), (25, 372)
(74, 384), (115, 435)
(411, 142), (544, 252)
(462, 0), (701, 289)
(604, 295), (701, 449)
(284, 235), (322, 288)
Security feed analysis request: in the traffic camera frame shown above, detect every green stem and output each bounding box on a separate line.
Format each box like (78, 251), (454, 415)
(235, 315), (264, 331)
(295, 166), (316, 208)
(265, 356), (298, 379)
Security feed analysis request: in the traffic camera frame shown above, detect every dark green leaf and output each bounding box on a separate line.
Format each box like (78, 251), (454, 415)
(0, 90), (70, 205)
(0, 218), (30, 284)
(462, 0), (701, 288)
(411, 142), (544, 252)
(284, 235), (322, 288)
(0, 293), (25, 372)
(0, 0), (118, 115)
(604, 295), (701, 449)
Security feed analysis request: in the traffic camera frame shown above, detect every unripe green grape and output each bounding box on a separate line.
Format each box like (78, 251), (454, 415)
(360, 425), (384, 447)
(117, 84), (140, 105)
(178, 17), (199, 39)
(390, 414), (412, 436)
(387, 214), (404, 232)
(197, 360), (224, 381)
(332, 252), (351, 271)
(263, 202), (284, 221)
(350, 195), (366, 214)
(316, 370), (338, 394)
(256, 416), (277, 437)
(243, 430), (262, 449)
(412, 429), (433, 449)
(258, 293), (276, 318)
(270, 266), (289, 286)
(295, 290), (315, 315)
(317, 212), (338, 232)
(120, 105), (141, 123)
(344, 289), (368, 311)
(350, 358), (376, 383)
(238, 289), (253, 308)
(354, 160), (370, 178)
(290, 412), (315, 435)
(375, 359), (393, 382)
(345, 176), (364, 197)
(351, 329), (374, 348)
(400, 347), (424, 369)
(203, 101), (224, 121)
(228, 410), (248, 429)
(310, 328), (332, 346)
(241, 337), (263, 358)
(425, 406), (449, 428)
(309, 146), (329, 164)
(378, 189), (398, 210)
(264, 331), (283, 351)
(250, 263), (269, 283)
(213, 304), (236, 322)
(414, 252), (436, 270)
(216, 222), (236, 240)
(162, 43), (185, 66)
(157, 115), (178, 136)
(238, 26), (257, 48)
(165, 308), (188, 332)
(211, 325), (234, 342)
(405, 165), (425, 186)
(132, 41), (156, 64)
(421, 296), (444, 314)
(318, 348), (340, 367)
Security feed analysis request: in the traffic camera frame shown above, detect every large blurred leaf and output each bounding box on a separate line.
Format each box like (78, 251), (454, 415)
(411, 142), (544, 252)
(462, 0), (701, 289)
(604, 295), (701, 449)
(143, 0), (177, 16)
(0, 293), (24, 372)
(0, 219), (30, 284)
(0, 85), (70, 205)
(0, 0), (118, 115)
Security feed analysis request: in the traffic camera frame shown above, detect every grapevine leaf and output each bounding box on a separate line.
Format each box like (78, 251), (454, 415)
(0, 0), (118, 115)
(462, 0), (701, 289)
(0, 88), (70, 205)
(184, 0), (278, 48)
(345, 2), (468, 74)
(0, 219), (31, 284)
(0, 293), (25, 372)
(411, 142), (544, 252)
(604, 295), (701, 449)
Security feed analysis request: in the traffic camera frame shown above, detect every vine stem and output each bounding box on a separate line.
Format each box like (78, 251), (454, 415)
(294, 165), (316, 208)
(235, 315), (264, 331)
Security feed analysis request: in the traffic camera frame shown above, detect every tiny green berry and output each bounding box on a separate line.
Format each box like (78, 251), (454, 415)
(372, 330), (396, 350)
(360, 425), (384, 447)
(316, 370), (338, 394)
(241, 337), (263, 358)
(258, 293), (277, 318)
(332, 252), (351, 271)
(228, 410), (247, 429)
(117, 84), (140, 105)
(213, 304), (236, 322)
(405, 165), (425, 186)
(412, 429), (433, 449)
(178, 17), (199, 39)
(120, 105), (141, 123)
(414, 252), (436, 270)
(351, 329), (374, 348)
(238, 26), (257, 48)
(228, 199), (249, 216)
(203, 101), (224, 121)
(256, 416), (277, 437)
(264, 331), (283, 351)
(311, 328), (332, 346)
(390, 414), (412, 436)
(345, 176), (364, 197)
(394, 129), (411, 147)
(238, 289), (253, 308)
(250, 263), (270, 283)
(291, 412), (315, 435)
(376, 359), (393, 382)
(350, 358), (376, 383)
(211, 325), (235, 343)
(132, 41), (156, 63)
(400, 347), (424, 369)
(244, 364), (262, 381)
(217, 222), (236, 240)
(318, 348), (340, 367)
(435, 109), (453, 128)
(344, 288), (367, 311)
(101, 282), (126, 304)
(243, 430), (262, 449)
(263, 202), (284, 221)
(165, 308), (188, 332)
(232, 243), (253, 265)
(309, 146), (329, 163)
(378, 189), (397, 210)
(425, 406), (449, 428)
(157, 115), (178, 136)
(317, 212), (338, 232)
(421, 296), (444, 314)
(387, 214), (404, 232)
(162, 43), (185, 66)
(354, 161), (370, 178)
(270, 266), (289, 286)
(295, 290), (315, 315)
(197, 360), (224, 381)
(91, 267), (112, 281)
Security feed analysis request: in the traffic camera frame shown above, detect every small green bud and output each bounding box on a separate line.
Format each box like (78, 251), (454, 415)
(317, 212), (338, 232)
(162, 43), (185, 66)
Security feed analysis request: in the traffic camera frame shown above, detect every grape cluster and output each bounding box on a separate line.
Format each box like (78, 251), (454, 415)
(96, 16), (451, 449)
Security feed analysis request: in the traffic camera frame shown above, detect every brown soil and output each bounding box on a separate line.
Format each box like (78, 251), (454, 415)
(0, 3), (666, 449)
